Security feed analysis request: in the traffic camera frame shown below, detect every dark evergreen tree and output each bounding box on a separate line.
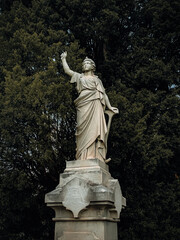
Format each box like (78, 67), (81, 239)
(0, 1), (84, 239)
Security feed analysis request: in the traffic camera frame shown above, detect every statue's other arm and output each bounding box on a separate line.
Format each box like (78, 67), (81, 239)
(104, 93), (119, 114)
(61, 51), (74, 77)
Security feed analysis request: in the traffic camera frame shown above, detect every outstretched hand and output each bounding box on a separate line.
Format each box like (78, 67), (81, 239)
(61, 51), (67, 60)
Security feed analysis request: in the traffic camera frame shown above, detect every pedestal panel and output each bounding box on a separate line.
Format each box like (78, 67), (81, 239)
(45, 159), (126, 240)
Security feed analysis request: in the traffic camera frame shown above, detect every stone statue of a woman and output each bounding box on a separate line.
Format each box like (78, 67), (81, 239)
(61, 51), (118, 162)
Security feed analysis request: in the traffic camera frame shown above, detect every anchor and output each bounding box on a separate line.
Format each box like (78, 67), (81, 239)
(105, 108), (119, 163)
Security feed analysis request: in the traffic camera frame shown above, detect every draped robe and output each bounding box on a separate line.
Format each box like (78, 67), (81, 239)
(70, 72), (107, 161)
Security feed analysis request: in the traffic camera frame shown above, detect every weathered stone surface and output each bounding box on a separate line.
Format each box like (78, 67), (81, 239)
(62, 177), (90, 218)
(58, 232), (100, 240)
(45, 159), (126, 240)
(65, 159), (109, 172)
(45, 159), (125, 219)
(108, 179), (122, 218)
(54, 220), (118, 240)
(60, 159), (111, 187)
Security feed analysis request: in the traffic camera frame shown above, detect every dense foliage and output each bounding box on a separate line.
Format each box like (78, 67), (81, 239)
(0, 0), (179, 239)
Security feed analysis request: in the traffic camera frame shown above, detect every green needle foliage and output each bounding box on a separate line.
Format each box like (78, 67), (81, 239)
(0, 0), (179, 239)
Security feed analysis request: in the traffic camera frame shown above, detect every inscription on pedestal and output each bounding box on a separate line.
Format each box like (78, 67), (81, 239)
(59, 232), (100, 240)
(62, 177), (90, 218)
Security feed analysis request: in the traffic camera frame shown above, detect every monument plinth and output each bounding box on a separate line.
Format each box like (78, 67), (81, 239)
(45, 159), (126, 240)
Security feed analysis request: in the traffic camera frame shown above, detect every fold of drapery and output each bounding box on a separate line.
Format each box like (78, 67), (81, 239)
(70, 73), (107, 161)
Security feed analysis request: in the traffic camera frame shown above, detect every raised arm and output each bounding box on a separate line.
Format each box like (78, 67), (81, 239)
(61, 51), (74, 77)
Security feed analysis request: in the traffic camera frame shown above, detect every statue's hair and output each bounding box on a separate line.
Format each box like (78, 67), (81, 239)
(82, 57), (96, 72)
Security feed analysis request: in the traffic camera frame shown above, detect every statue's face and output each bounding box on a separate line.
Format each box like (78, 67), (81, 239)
(82, 61), (93, 72)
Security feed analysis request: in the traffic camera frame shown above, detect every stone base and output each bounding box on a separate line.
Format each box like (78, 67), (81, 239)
(45, 159), (126, 240)
(56, 220), (118, 240)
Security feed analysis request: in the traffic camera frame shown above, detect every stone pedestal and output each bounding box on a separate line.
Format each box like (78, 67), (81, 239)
(45, 159), (126, 240)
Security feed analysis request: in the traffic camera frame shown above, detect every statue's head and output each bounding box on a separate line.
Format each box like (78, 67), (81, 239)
(82, 57), (96, 72)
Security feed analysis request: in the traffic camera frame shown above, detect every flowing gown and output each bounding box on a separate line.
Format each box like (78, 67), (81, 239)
(70, 72), (107, 161)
